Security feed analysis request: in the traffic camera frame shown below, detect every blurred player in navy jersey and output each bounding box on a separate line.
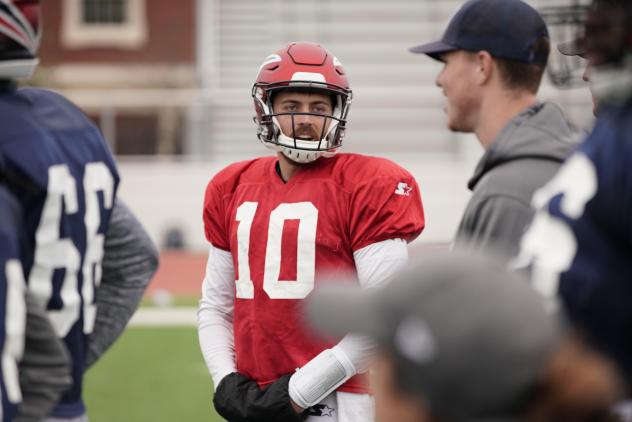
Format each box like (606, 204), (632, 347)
(516, 0), (632, 416)
(0, 179), (72, 422)
(0, 183), (51, 422)
(0, 1), (158, 420)
(198, 42), (425, 422)
(0, 186), (25, 421)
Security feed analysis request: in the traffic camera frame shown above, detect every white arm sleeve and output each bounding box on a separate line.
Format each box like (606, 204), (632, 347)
(338, 237), (409, 373)
(197, 245), (237, 390)
(289, 238), (408, 408)
(353, 237), (409, 290)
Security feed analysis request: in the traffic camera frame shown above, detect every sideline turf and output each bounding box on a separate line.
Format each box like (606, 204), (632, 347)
(84, 326), (223, 422)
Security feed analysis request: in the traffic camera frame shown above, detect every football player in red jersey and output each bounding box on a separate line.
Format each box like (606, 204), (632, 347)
(198, 42), (425, 422)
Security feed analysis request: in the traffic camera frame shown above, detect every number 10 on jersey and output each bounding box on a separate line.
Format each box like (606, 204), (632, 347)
(235, 201), (318, 300)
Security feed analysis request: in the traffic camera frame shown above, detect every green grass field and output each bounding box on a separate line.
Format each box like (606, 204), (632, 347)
(84, 326), (224, 422)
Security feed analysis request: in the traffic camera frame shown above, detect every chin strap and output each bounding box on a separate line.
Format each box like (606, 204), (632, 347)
(279, 145), (322, 164)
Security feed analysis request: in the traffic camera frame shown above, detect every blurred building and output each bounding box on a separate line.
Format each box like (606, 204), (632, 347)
(37, 0), (196, 156)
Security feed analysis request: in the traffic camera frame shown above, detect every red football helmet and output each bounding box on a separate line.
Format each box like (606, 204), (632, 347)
(0, 0), (40, 79)
(252, 42), (353, 163)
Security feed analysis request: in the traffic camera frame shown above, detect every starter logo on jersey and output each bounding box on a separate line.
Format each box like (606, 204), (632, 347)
(395, 182), (413, 196)
(307, 404), (335, 417)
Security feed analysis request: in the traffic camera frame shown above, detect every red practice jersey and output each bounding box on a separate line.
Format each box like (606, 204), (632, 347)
(203, 153), (425, 394)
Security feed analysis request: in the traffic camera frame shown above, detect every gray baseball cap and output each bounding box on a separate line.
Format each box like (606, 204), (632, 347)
(307, 252), (562, 421)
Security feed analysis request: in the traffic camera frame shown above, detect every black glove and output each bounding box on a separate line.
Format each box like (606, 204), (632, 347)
(213, 373), (306, 422)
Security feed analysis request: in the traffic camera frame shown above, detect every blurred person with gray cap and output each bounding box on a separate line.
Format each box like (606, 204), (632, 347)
(409, 0), (582, 262)
(307, 252), (623, 422)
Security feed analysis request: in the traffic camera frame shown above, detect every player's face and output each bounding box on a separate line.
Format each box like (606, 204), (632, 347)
(272, 91), (334, 142)
(436, 50), (481, 133)
(372, 353), (432, 422)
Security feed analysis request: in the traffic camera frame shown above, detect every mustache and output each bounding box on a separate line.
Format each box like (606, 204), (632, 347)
(291, 126), (321, 140)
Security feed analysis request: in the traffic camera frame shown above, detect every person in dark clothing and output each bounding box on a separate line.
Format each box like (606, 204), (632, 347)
(517, 2), (632, 419)
(0, 2), (158, 420)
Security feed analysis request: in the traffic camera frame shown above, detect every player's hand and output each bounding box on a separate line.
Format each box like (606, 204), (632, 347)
(213, 372), (307, 422)
(290, 399), (305, 414)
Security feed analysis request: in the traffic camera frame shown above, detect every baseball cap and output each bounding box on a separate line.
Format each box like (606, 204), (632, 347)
(307, 252), (562, 421)
(409, 0), (550, 65)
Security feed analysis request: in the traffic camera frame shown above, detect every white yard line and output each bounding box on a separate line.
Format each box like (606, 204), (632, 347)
(129, 307), (198, 326)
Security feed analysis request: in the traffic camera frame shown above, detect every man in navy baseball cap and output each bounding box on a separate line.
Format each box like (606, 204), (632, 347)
(409, 0), (582, 263)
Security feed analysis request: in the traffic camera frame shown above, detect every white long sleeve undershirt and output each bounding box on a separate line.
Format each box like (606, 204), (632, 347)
(197, 238), (409, 389)
(197, 245), (237, 389)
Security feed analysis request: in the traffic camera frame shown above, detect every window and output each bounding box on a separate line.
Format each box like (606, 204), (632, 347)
(83, 0), (126, 24)
(61, 0), (147, 49)
(87, 109), (186, 156)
